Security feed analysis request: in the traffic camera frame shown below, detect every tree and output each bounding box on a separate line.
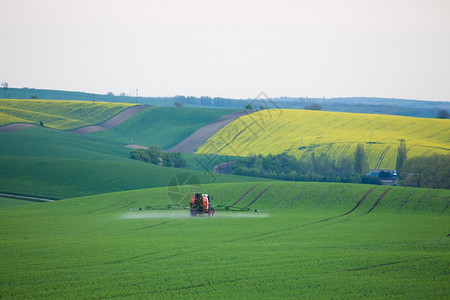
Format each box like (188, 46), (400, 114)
(305, 103), (322, 110)
(400, 154), (449, 189)
(354, 143), (369, 175)
(437, 109), (449, 119)
(107, 92), (114, 96)
(396, 139), (407, 174)
(1, 82), (8, 89)
(245, 103), (254, 110)
(174, 101), (184, 107)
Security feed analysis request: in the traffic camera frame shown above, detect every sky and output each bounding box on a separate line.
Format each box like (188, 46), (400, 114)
(1, 0), (449, 101)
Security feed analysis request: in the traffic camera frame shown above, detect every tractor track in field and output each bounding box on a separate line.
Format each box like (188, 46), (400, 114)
(365, 187), (393, 214)
(346, 257), (431, 272)
(375, 145), (391, 169)
(232, 186), (380, 243)
(244, 184), (276, 208)
(341, 186), (379, 216)
(230, 183), (261, 207)
(88, 190), (147, 213)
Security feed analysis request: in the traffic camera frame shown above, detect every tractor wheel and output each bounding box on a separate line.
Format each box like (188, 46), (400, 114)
(190, 210), (197, 217)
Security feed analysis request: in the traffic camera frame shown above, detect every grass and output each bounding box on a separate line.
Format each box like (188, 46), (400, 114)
(197, 109), (450, 169)
(0, 181), (448, 298)
(0, 99), (136, 129)
(89, 106), (237, 149)
(0, 197), (34, 208)
(0, 127), (264, 199)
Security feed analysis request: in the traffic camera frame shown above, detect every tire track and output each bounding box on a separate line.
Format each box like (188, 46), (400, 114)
(375, 145), (391, 169)
(365, 187), (393, 214)
(89, 190), (147, 213)
(244, 184), (276, 209)
(230, 186), (380, 243)
(337, 144), (351, 166)
(230, 183), (261, 207)
(342, 186), (379, 216)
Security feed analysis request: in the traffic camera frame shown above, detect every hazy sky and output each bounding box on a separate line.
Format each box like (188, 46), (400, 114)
(1, 0), (449, 101)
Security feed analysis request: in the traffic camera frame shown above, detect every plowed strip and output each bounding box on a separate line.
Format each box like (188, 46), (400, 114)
(245, 184), (276, 208)
(70, 105), (148, 134)
(230, 183), (261, 207)
(366, 187), (393, 214)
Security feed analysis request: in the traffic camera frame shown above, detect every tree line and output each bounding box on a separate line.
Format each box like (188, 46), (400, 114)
(230, 140), (449, 189)
(231, 143), (380, 185)
(130, 145), (186, 168)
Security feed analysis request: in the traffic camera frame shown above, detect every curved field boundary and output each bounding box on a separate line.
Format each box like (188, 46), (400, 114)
(0, 123), (36, 132)
(166, 110), (251, 153)
(0, 105), (148, 134)
(70, 105), (148, 134)
(230, 183), (261, 207)
(245, 184), (276, 208)
(366, 187), (393, 214)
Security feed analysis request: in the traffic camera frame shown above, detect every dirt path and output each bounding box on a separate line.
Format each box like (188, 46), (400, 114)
(166, 110), (251, 153)
(70, 105), (149, 134)
(0, 123), (35, 132)
(0, 193), (55, 202)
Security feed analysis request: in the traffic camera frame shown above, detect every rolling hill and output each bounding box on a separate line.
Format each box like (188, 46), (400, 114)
(0, 126), (266, 199)
(197, 109), (450, 169)
(0, 182), (448, 298)
(0, 99), (136, 130)
(88, 106), (238, 149)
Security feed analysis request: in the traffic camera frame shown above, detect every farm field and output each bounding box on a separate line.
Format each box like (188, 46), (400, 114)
(0, 110), (255, 199)
(0, 181), (448, 299)
(89, 106), (237, 149)
(0, 99), (136, 130)
(197, 109), (450, 169)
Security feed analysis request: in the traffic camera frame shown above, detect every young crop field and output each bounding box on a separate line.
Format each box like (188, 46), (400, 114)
(0, 127), (267, 199)
(197, 109), (450, 169)
(0, 99), (136, 130)
(0, 182), (448, 299)
(89, 106), (237, 149)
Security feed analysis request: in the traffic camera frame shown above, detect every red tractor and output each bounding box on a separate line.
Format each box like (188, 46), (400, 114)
(190, 191), (215, 217)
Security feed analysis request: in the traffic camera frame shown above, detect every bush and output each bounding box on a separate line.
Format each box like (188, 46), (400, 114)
(130, 145), (186, 168)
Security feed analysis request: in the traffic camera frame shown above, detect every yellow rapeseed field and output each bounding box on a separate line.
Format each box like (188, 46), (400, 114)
(197, 109), (450, 169)
(0, 99), (136, 130)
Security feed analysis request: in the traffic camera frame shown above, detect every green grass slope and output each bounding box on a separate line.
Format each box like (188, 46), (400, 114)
(0, 124), (263, 199)
(0, 156), (266, 199)
(89, 106), (237, 149)
(0, 182), (448, 299)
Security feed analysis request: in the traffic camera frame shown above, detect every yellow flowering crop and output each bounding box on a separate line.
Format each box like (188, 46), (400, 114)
(0, 99), (136, 130)
(197, 109), (450, 169)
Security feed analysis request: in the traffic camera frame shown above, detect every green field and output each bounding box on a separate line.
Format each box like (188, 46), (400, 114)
(89, 106), (237, 149)
(198, 109), (450, 169)
(0, 182), (448, 298)
(0, 99), (136, 129)
(0, 110), (250, 199)
(0, 197), (34, 208)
